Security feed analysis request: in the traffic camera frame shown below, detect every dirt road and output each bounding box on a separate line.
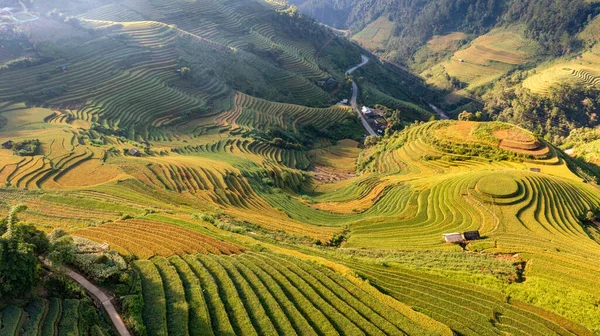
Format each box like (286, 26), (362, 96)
(346, 55), (377, 136)
(65, 269), (132, 336)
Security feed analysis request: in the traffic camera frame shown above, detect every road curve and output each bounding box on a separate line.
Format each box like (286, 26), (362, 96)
(346, 55), (377, 136)
(428, 103), (449, 120)
(65, 269), (132, 336)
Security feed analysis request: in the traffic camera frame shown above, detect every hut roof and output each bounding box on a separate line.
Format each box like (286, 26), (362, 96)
(443, 232), (464, 243)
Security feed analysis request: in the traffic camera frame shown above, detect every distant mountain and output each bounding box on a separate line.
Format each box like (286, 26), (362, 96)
(290, 0), (598, 60)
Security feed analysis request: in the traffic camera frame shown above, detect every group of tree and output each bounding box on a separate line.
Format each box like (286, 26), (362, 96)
(0, 205), (75, 299)
(482, 83), (600, 142)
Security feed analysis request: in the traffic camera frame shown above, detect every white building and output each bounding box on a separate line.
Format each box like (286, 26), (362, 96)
(362, 106), (372, 114)
(443, 232), (464, 243)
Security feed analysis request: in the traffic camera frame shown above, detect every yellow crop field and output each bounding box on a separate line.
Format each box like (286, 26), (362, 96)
(352, 16), (395, 52)
(427, 32), (468, 53)
(425, 27), (539, 89)
(523, 52), (600, 94)
(2, 0), (600, 334)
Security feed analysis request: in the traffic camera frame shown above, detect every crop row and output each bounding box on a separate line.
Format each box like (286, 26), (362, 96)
(134, 252), (440, 336)
(173, 137), (311, 170)
(73, 219), (245, 259)
(0, 298), (103, 336)
(350, 260), (591, 336)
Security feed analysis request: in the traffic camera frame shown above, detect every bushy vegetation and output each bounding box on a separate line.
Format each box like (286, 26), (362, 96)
(12, 139), (41, 156)
(483, 83), (600, 140)
(0, 205), (46, 298)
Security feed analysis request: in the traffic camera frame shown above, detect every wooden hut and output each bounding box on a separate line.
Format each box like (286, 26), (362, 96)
(128, 148), (142, 157)
(463, 230), (481, 241)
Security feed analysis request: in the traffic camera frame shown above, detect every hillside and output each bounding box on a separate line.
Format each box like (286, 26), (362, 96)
(290, 0), (600, 162)
(1, 0), (600, 336)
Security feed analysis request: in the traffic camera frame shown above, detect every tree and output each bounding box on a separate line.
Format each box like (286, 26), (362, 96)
(586, 211), (596, 222)
(458, 111), (475, 121)
(387, 110), (402, 130)
(364, 135), (379, 146)
(48, 229), (75, 266)
(179, 67), (191, 78)
(0, 206), (73, 299)
(0, 205), (37, 298)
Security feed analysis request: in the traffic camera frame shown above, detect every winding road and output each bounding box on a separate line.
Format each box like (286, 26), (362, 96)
(41, 258), (131, 335)
(429, 103), (449, 120)
(66, 268), (132, 336)
(346, 55), (377, 136)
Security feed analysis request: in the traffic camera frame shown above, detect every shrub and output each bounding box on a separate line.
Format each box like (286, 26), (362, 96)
(12, 139), (41, 156)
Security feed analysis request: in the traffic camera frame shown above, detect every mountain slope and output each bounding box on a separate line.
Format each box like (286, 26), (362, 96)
(2, 0), (600, 335)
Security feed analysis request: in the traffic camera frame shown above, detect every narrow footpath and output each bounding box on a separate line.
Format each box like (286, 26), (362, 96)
(66, 268), (132, 336)
(346, 55), (377, 136)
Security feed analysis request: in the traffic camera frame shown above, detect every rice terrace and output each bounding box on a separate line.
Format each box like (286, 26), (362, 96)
(1, 0), (600, 335)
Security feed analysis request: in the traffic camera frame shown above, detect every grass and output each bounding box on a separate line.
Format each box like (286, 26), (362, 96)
(476, 175), (520, 197)
(21, 299), (47, 336)
(41, 298), (61, 336)
(135, 260), (169, 336)
(57, 299), (79, 336)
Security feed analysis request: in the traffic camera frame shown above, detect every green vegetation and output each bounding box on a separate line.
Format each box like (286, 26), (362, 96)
(135, 252), (445, 335)
(2, 1), (600, 335)
(476, 175), (519, 198)
(12, 139), (40, 156)
(3, 297), (109, 336)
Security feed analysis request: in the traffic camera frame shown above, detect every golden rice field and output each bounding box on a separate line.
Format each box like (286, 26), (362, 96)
(424, 27), (540, 89)
(523, 52), (600, 94)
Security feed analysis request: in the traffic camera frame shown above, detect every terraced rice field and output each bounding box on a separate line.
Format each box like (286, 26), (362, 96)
(135, 252), (448, 336)
(2, 1), (600, 334)
(428, 28), (539, 88)
(352, 16), (395, 53)
(215, 93), (353, 132)
(73, 219), (245, 259)
(0, 298), (104, 336)
(523, 52), (600, 94)
(349, 261), (594, 336)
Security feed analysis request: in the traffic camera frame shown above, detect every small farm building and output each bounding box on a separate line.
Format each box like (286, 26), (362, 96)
(530, 168), (541, 173)
(463, 230), (481, 241)
(374, 118), (388, 127)
(2, 140), (14, 149)
(443, 233), (464, 243)
(362, 106), (372, 114)
(129, 148), (142, 157)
